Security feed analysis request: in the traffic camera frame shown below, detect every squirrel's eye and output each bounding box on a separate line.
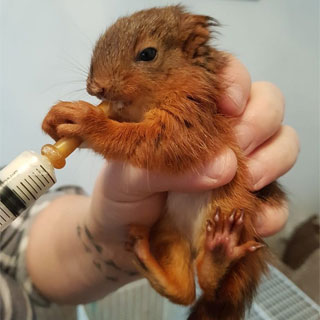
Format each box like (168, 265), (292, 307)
(137, 47), (157, 61)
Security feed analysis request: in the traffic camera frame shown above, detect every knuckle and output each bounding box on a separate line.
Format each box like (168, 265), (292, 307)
(257, 202), (289, 237)
(254, 81), (285, 111)
(221, 148), (238, 185)
(282, 125), (300, 154)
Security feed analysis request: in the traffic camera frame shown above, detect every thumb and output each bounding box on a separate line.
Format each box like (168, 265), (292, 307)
(98, 148), (238, 201)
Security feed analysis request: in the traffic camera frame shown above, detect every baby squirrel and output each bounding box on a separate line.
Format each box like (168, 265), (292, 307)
(42, 6), (285, 320)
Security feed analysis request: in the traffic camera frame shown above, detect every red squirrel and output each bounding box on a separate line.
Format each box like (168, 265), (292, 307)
(42, 6), (285, 320)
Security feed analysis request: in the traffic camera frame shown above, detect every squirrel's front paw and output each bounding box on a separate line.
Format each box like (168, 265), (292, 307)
(42, 100), (105, 141)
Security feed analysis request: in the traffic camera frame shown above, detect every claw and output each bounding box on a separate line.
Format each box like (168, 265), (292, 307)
(237, 209), (244, 224)
(206, 219), (213, 232)
(205, 207), (262, 262)
(248, 243), (266, 252)
(214, 207), (220, 222)
(229, 209), (236, 223)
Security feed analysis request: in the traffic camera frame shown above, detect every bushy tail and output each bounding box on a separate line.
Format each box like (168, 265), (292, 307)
(188, 205), (270, 320)
(187, 295), (245, 320)
(188, 252), (266, 320)
(187, 182), (285, 320)
(253, 181), (286, 207)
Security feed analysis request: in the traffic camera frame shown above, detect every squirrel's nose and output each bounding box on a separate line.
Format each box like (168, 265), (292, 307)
(87, 78), (125, 101)
(95, 88), (106, 100)
(87, 80), (106, 99)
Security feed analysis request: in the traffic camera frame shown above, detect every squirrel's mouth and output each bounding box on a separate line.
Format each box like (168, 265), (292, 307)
(112, 101), (125, 111)
(110, 100), (130, 112)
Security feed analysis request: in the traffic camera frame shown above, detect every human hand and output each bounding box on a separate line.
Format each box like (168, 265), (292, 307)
(86, 55), (299, 244)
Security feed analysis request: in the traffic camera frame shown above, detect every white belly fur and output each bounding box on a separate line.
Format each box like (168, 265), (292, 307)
(166, 191), (212, 243)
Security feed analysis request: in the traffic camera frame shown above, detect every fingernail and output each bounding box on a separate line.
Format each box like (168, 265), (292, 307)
(227, 84), (246, 113)
(234, 124), (255, 154)
(205, 155), (226, 182)
(254, 214), (263, 231)
(252, 179), (264, 191)
(248, 159), (264, 191)
(204, 149), (237, 182)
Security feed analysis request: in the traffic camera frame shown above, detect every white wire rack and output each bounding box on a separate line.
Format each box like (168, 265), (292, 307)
(81, 264), (320, 320)
(247, 265), (319, 320)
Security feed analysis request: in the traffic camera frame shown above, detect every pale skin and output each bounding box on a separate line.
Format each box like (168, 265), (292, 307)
(26, 56), (300, 304)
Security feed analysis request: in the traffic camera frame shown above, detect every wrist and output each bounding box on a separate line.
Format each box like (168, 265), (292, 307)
(84, 201), (127, 245)
(27, 194), (139, 304)
(78, 215), (140, 286)
(86, 189), (166, 243)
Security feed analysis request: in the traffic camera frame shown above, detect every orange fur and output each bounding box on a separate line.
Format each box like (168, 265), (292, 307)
(42, 6), (285, 320)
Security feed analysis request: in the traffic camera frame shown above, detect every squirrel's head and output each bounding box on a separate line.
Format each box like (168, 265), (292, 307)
(87, 5), (218, 110)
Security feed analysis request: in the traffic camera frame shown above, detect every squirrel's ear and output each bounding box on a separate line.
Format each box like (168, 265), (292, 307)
(180, 14), (219, 58)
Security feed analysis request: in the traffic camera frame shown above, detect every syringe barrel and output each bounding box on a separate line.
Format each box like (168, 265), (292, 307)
(0, 151), (56, 231)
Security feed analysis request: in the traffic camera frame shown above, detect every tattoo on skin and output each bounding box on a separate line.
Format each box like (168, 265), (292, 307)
(93, 260), (102, 271)
(76, 224), (139, 281)
(104, 259), (122, 271)
(106, 276), (118, 282)
(77, 225), (92, 253)
(124, 270), (139, 276)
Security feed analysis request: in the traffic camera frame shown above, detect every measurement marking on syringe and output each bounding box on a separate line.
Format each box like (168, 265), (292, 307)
(17, 186), (30, 201)
(40, 165), (55, 183)
(12, 189), (26, 205)
(0, 207), (10, 219)
(34, 172), (46, 187)
(28, 175), (42, 191)
(36, 168), (49, 184)
(25, 178), (38, 194)
(0, 214), (6, 223)
(20, 182), (36, 200)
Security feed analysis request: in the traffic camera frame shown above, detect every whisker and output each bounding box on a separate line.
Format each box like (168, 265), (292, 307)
(63, 66), (88, 77)
(60, 87), (88, 100)
(40, 79), (86, 95)
(65, 18), (95, 48)
(69, 87), (87, 93)
(60, 53), (90, 77)
(63, 66), (88, 78)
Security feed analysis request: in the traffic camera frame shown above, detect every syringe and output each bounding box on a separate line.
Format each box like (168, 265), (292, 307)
(0, 101), (107, 232)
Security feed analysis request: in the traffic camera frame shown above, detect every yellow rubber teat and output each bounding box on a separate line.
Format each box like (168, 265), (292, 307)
(41, 101), (108, 169)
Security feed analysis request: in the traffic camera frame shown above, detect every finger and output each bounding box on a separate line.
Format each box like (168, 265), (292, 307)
(42, 103), (76, 140)
(57, 124), (81, 137)
(42, 115), (59, 141)
(42, 123), (58, 141)
(99, 148), (238, 201)
(229, 209), (244, 246)
(247, 125), (300, 191)
(215, 207), (223, 234)
(234, 82), (285, 155)
(225, 208), (236, 234)
(254, 202), (289, 237)
(151, 148), (238, 193)
(218, 54), (251, 116)
(232, 241), (266, 260)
